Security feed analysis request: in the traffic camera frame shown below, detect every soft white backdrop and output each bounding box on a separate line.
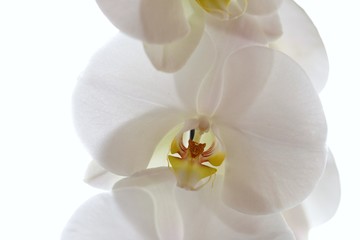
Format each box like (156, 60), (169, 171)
(0, 1), (358, 239)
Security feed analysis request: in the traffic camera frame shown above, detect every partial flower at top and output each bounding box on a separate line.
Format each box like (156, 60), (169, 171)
(95, 0), (284, 72)
(73, 33), (327, 215)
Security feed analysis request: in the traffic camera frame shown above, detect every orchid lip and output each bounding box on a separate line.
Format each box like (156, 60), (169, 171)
(168, 118), (225, 190)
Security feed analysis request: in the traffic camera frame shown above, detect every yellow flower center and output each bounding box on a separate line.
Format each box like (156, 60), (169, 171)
(168, 120), (225, 190)
(195, 0), (248, 20)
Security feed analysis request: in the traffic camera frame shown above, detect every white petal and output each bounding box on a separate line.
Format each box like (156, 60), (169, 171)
(61, 193), (150, 240)
(84, 160), (123, 190)
(175, 175), (295, 239)
(73, 34), (187, 175)
(215, 47), (327, 214)
(144, 11), (205, 72)
(271, 0), (329, 92)
(247, 0), (283, 15)
(206, 12), (281, 45)
(96, 0), (190, 44)
(283, 150), (340, 240)
(113, 167), (183, 240)
(173, 31), (216, 113)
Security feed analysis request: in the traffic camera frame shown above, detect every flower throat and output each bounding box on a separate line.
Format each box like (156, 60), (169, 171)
(195, 0), (248, 20)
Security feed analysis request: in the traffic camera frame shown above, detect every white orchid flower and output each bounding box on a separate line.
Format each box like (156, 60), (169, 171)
(62, 167), (296, 240)
(95, 0), (282, 44)
(73, 33), (327, 215)
(283, 151), (341, 240)
(94, 0), (327, 77)
(94, 0), (283, 72)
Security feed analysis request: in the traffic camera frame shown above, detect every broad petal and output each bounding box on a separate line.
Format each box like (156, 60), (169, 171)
(61, 193), (150, 239)
(271, 0), (329, 92)
(215, 47), (327, 214)
(247, 0), (283, 15)
(144, 12), (205, 72)
(283, 151), (340, 240)
(73, 34), (187, 175)
(96, 0), (190, 44)
(113, 168), (183, 240)
(175, 175), (295, 239)
(84, 160), (123, 190)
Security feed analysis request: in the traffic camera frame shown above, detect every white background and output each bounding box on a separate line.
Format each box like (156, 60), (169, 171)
(0, 1), (358, 239)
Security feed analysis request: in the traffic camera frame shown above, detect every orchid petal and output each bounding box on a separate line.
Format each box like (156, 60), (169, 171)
(206, 11), (282, 45)
(271, 0), (329, 92)
(61, 193), (148, 240)
(73, 34), (187, 175)
(174, 32), (216, 112)
(96, 0), (190, 44)
(144, 12), (205, 72)
(283, 151), (340, 240)
(175, 175), (295, 239)
(113, 168), (183, 240)
(246, 0), (283, 15)
(216, 47), (327, 214)
(84, 160), (123, 190)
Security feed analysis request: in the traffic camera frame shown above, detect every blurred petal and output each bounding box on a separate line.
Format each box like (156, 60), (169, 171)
(283, 150), (340, 240)
(215, 47), (327, 214)
(84, 160), (123, 190)
(96, 0), (189, 44)
(113, 168), (183, 240)
(271, 0), (329, 92)
(61, 193), (149, 240)
(175, 175), (295, 239)
(144, 12), (205, 72)
(73, 34), (187, 175)
(247, 0), (283, 15)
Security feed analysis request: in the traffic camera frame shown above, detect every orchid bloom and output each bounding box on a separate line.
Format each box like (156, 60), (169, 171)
(73, 32), (327, 215)
(95, 0), (284, 72)
(95, 0), (327, 78)
(95, 0), (282, 44)
(62, 167), (296, 240)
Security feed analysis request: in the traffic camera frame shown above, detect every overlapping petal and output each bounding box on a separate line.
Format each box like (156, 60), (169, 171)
(73, 34), (189, 175)
(283, 151), (340, 240)
(113, 168), (183, 240)
(62, 168), (295, 240)
(271, 0), (329, 92)
(96, 0), (190, 44)
(213, 47), (327, 214)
